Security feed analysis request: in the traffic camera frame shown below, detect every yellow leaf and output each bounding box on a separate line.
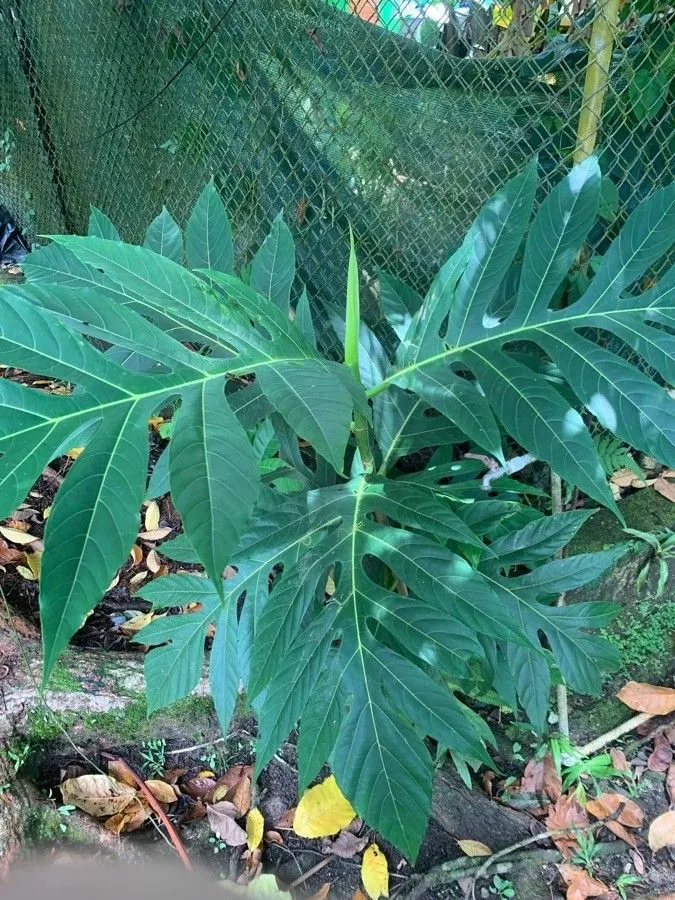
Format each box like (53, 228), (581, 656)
(0, 526), (37, 545)
(144, 500), (160, 532)
(492, 3), (512, 27)
(60, 774), (137, 817)
(43, 505), (51, 520)
(144, 779), (177, 804)
(294, 775), (356, 838)
(457, 839), (493, 857)
(26, 550), (41, 578)
(16, 565), (36, 581)
(247, 808), (265, 850)
(361, 844), (389, 899)
(119, 611), (154, 635)
(66, 446), (84, 459)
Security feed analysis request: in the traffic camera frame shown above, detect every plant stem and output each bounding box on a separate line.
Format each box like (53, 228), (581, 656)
(551, 471), (570, 739)
(344, 224), (375, 473)
(573, 0), (621, 164)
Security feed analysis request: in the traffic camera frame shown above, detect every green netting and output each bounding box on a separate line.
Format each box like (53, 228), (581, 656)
(1, 0), (673, 328)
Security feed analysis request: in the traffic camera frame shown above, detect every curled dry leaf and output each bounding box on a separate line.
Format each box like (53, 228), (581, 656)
(545, 794), (589, 858)
(617, 681), (675, 715)
(146, 549), (161, 573)
(275, 807), (296, 830)
(246, 808), (265, 851)
(322, 829), (369, 859)
(609, 748), (630, 772)
(207, 800), (247, 846)
(457, 839), (492, 857)
(557, 863), (609, 900)
(0, 539), (25, 564)
(106, 759), (138, 788)
(229, 772), (252, 817)
(648, 810), (675, 852)
(647, 733), (673, 773)
(521, 753), (562, 801)
(183, 776), (217, 800)
(144, 779), (178, 804)
(60, 774), (137, 817)
(666, 764), (675, 805)
(139, 527), (173, 541)
(654, 476), (675, 502)
(585, 793), (644, 828)
(294, 776), (356, 839)
(118, 611), (155, 635)
(361, 844), (389, 900)
(129, 544), (143, 565)
(265, 830), (284, 845)
(628, 848), (645, 875)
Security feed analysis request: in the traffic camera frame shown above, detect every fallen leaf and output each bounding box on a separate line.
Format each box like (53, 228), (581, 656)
(323, 829), (369, 859)
(294, 776), (356, 838)
(60, 774), (137, 817)
(129, 571), (148, 586)
(457, 839), (492, 857)
(352, 891), (368, 900)
(146, 549), (161, 573)
(207, 801), (247, 846)
(43, 505), (51, 519)
(667, 764), (675, 805)
(119, 611), (154, 635)
(545, 794), (589, 857)
(227, 773), (252, 817)
(144, 500), (161, 531)
(521, 754), (562, 801)
(247, 808), (265, 850)
(144, 779), (177, 804)
(361, 844), (389, 899)
(628, 848), (645, 874)
(239, 847), (263, 885)
(617, 681), (675, 715)
(265, 830), (284, 845)
(139, 527), (173, 541)
(0, 539), (25, 564)
(183, 776), (217, 800)
(25, 551), (41, 578)
(649, 810), (675, 851)
(308, 885), (331, 900)
(129, 544), (143, 565)
(610, 468), (636, 488)
(0, 525), (37, 545)
(648, 733), (673, 773)
(585, 793), (644, 827)
(609, 748), (630, 772)
(65, 447), (84, 459)
(181, 798), (206, 823)
(16, 565), (36, 581)
(557, 863), (609, 900)
(654, 477), (675, 502)
(275, 807), (296, 830)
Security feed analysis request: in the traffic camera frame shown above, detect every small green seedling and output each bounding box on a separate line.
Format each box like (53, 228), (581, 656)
(57, 804), (76, 833)
(140, 738), (166, 778)
(625, 528), (675, 598)
(615, 873), (642, 900)
(571, 832), (602, 876)
(489, 875), (515, 899)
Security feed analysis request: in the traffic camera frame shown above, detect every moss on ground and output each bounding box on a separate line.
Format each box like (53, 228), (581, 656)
(569, 489), (675, 555)
(604, 600), (675, 680)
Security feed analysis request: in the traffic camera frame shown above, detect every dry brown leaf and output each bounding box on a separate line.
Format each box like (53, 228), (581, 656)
(60, 774), (137, 817)
(207, 801), (247, 846)
(648, 733), (673, 773)
(609, 748), (630, 772)
(129, 544), (143, 565)
(610, 468), (636, 488)
(323, 829), (369, 859)
(557, 863), (609, 900)
(617, 681), (675, 715)
(144, 501), (161, 531)
(182, 776), (217, 800)
(457, 839), (492, 857)
(521, 754), (561, 801)
(139, 527), (173, 541)
(146, 549), (161, 573)
(275, 807), (296, 830)
(265, 830), (284, 845)
(628, 848), (645, 875)
(666, 764), (675, 806)
(352, 891), (368, 900)
(585, 792), (644, 827)
(144, 779), (177, 804)
(129, 571), (148, 587)
(118, 611), (154, 635)
(545, 794), (589, 857)
(181, 798), (207, 823)
(308, 885), (331, 900)
(106, 759), (138, 788)
(654, 477), (675, 502)
(605, 819), (638, 848)
(228, 774), (252, 817)
(649, 810), (675, 851)
(0, 539), (25, 564)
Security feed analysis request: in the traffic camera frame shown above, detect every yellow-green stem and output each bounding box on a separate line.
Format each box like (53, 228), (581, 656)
(573, 0), (621, 164)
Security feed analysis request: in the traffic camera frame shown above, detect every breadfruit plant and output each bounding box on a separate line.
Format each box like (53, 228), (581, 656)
(0, 157), (673, 858)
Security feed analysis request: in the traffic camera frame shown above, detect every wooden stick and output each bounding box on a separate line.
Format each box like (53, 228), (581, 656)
(577, 712), (653, 757)
(101, 754), (192, 870)
(288, 855), (334, 889)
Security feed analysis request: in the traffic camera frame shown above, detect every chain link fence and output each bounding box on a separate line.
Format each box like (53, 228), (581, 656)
(0, 0), (673, 333)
